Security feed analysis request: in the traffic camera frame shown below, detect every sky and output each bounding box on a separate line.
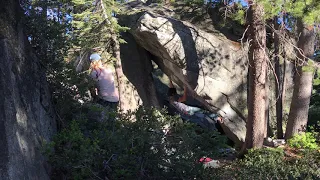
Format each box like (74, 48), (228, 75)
(233, 0), (248, 6)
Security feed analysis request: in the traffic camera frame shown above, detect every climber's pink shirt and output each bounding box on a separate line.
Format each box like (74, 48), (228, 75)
(90, 67), (119, 102)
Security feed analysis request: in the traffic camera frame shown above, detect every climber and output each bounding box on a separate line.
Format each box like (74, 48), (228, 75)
(167, 78), (223, 129)
(167, 80), (199, 115)
(89, 53), (119, 111)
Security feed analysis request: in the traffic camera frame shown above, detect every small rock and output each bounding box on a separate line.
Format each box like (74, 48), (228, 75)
(203, 160), (220, 169)
(273, 139), (286, 147)
(263, 137), (274, 147)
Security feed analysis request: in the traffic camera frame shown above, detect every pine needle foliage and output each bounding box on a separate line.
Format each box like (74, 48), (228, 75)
(69, 0), (129, 50)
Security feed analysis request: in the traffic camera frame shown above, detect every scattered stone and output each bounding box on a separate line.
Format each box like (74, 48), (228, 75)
(264, 137), (274, 147)
(263, 138), (286, 147)
(199, 157), (221, 168)
(273, 139), (286, 147)
(204, 160), (221, 169)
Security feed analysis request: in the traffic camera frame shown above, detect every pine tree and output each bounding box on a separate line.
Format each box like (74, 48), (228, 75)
(243, 0), (269, 150)
(69, 0), (133, 112)
(285, 18), (316, 139)
(282, 0), (319, 139)
(23, 0), (72, 71)
(273, 8), (285, 139)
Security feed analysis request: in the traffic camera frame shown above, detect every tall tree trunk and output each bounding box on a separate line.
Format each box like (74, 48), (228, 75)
(111, 34), (128, 112)
(265, 68), (270, 138)
(266, 69), (274, 137)
(281, 51), (288, 136)
(95, 0), (130, 112)
(282, 58), (287, 116)
(285, 18), (315, 140)
(244, 2), (268, 149)
(281, 13), (287, 137)
(274, 17), (284, 139)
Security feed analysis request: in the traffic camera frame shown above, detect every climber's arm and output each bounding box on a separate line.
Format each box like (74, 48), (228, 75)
(88, 71), (98, 101)
(168, 77), (186, 102)
(169, 77), (174, 88)
(89, 87), (98, 101)
(216, 116), (224, 124)
(178, 86), (187, 102)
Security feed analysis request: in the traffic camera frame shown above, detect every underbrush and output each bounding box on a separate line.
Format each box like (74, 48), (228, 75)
(209, 147), (320, 180)
(44, 104), (320, 180)
(287, 132), (319, 149)
(44, 106), (228, 179)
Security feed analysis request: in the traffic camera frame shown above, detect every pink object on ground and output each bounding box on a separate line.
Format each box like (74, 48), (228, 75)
(199, 157), (213, 163)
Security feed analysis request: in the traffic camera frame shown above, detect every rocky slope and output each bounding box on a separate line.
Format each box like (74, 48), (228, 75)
(0, 0), (56, 179)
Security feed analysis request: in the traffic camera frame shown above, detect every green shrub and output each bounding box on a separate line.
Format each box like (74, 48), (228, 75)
(287, 132), (319, 149)
(233, 148), (291, 180)
(309, 71), (320, 133)
(208, 148), (320, 180)
(308, 106), (320, 134)
(45, 107), (228, 179)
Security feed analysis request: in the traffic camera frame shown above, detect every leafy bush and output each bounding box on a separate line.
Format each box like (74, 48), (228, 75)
(308, 106), (320, 134)
(287, 132), (319, 149)
(309, 70), (320, 133)
(45, 107), (228, 179)
(208, 148), (320, 180)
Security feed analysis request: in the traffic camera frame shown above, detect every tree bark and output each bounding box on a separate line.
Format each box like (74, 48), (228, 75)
(281, 51), (288, 137)
(244, 2), (268, 149)
(265, 68), (270, 138)
(95, 0), (130, 112)
(282, 58), (287, 116)
(285, 18), (315, 140)
(274, 17), (284, 139)
(111, 34), (128, 112)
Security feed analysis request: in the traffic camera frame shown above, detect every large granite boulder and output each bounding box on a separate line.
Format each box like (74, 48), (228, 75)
(120, 32), (161, 108)
(0, 1), (57, 179)
(118, 3), (248, 146)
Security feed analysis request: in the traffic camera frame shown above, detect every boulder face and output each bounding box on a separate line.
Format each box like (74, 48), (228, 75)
(0, 1), (56, 179)
(120, 32), (161, 108)
(119, 3), (248, 146)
